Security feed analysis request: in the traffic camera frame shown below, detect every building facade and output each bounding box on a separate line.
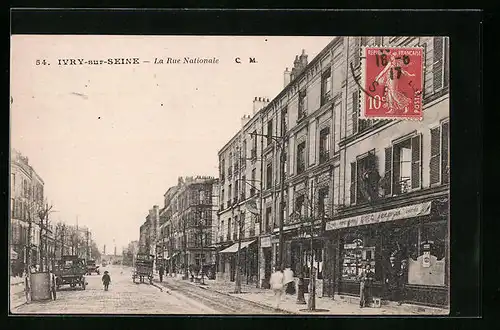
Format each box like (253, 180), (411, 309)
(213, 36), (449, 307)
(158, 176), (218, 276)
(10, 149), (45, 272)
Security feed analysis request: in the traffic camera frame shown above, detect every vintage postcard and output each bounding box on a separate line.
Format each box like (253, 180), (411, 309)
(9, 35), (449, 315)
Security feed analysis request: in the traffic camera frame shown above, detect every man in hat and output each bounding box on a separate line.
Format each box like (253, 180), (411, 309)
(102, 271), (111, 291)
(386, 254), (403, 305)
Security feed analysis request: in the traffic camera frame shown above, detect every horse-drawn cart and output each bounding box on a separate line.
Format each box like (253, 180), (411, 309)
(132, 254), (154, 284)
(54, 255), (87, 290)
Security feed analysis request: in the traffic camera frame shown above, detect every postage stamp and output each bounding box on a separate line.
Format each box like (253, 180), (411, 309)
(360, 47), (424, 120)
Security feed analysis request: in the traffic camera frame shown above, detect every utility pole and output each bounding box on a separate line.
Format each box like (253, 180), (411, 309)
(183, 214), (188, 280)
(86, 228), (90, 259)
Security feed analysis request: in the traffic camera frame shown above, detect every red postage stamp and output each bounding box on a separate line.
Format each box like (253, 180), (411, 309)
(361, 47), (424, 120)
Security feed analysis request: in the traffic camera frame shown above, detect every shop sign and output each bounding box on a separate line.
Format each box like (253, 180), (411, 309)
(261, 236), (271, 248)
(422, 251), (431, 268)
(325, 201), (432, 231)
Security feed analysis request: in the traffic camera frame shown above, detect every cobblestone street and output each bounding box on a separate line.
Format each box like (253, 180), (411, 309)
(11, 266), (220, 314)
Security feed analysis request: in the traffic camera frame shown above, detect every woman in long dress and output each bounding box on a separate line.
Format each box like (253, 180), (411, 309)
(374, 53), (416, 114)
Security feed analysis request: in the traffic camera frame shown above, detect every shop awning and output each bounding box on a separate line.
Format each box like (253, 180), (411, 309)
(325, 201), (432, 231)
(219, 240), (256, 253)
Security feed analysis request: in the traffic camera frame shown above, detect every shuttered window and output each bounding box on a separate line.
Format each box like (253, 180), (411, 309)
(384, 147), (393, 196)
(350, 162), (357, 204)
(430, 127), (441, 185)
(352, 91), (358, 134)
(441, 122), (450, 184)
(353, 37), (361, 67)
(433, 37), (445, 91)
(411, 134), (422, 189)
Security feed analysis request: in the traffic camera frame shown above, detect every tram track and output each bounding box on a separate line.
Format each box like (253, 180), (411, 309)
(159, 279), (289, 314)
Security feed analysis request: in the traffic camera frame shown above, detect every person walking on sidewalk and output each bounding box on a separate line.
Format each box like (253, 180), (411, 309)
(270, 267), (285, 310)
(359, 264), (375, 308)
(158, 264), (165, 283)
(102, 271), (111, 291)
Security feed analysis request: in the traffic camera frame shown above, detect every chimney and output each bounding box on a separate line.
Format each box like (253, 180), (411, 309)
(284, 67), (291, 87)
(241, 114), (251, 128)
(252, 97), (270, 115)
(299, 49), (308, 68)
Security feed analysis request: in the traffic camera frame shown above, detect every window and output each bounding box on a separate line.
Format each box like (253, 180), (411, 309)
(228, 184), (232, 208)
(433, 37), (449, 92)
(295, 194), (305, 220)
(351, 151), (378, 205)
(319, 127), (331, 164)
(228, 153), (233, 178)
(389, 134), (422, 195)
(221, 220), (225, 241)
(199, 190), (205, 204)
(296, 141), (306, 174)
(318, 187), (329, 217)
(233, 216), (238, 240)
(281, 107), (288, 133)
(321, 69), (332, 105)
(242, 140), (247, 160)
(267, 120), (273, 145)
(227, 218), (231, 241)
(251, 131), (257, 159)
(298, 90), (307, 120)
(240, 213), (246, 238)
(241, 175), (246, 200)
(266, 163), (273, 189)
(221, 188), (225, 206)
(265, 207), (272, 233)
(430, 121), (450, 185)
(234, 181), (239, 204)
(352, 91), (358, 134)
(250, 169), (256, 196)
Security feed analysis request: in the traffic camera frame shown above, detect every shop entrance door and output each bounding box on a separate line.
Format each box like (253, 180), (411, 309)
(230, 255), (236, 282)
(263, 248), (272, 289)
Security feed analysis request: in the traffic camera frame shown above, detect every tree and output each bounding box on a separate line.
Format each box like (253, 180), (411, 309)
(291, 179), (330, 311)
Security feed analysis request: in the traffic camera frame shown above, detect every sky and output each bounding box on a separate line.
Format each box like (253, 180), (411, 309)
(10, 35), (333, 253)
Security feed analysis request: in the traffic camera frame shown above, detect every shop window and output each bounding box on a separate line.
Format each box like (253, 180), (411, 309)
(296, 141), (306, 174)
(319, 127), (331, 164)
(341, 235), (377, 281)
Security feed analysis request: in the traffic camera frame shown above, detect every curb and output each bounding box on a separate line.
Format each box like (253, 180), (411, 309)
(336, 295), (449, 315)
(188, 281), (297, 314)
(169, 279), (297, 314)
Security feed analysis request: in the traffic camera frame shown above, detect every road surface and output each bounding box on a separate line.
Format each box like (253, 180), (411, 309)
(11, 265), (284, 314)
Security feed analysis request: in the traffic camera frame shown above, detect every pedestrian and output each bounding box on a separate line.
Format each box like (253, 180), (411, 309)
(102, 270), (111, 291)
(159, 264), (165, 283)
(270, 267), (285, 310)
(359, 264), (375, 308)
(386, 255), (402, 305)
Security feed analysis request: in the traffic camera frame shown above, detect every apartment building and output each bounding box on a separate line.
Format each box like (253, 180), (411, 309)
(322, 36), (449, 307)
(158, 176), (218, 276)
(10, 149), (45, 270)
(214, 36), (449, 307)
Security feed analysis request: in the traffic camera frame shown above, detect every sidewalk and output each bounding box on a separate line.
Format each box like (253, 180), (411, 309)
(9, 276), (27, 311)
(174, 277), (449, 315)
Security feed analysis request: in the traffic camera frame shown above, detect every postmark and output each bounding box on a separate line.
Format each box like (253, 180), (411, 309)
(360, 47), (424, 120)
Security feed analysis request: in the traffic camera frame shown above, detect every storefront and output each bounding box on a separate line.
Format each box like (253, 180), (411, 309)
(219, 239), (258, 283)
(325, 197), (449, 307)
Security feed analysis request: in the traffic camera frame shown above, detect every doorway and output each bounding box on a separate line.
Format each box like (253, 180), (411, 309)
(262, 247), (272, 289)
